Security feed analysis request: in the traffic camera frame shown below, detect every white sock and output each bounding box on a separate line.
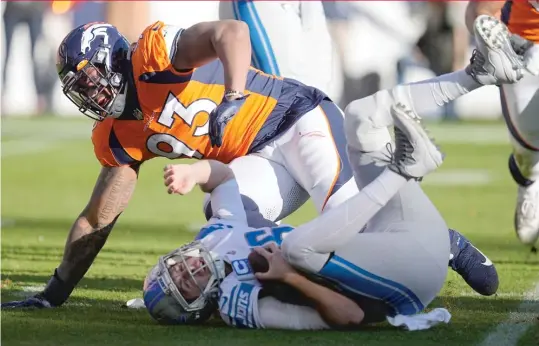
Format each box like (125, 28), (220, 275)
(396, 69), (482, 118)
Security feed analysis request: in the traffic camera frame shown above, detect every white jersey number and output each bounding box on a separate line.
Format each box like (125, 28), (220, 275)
(146, 93), (217, 159)
(244, 226), (294, 247)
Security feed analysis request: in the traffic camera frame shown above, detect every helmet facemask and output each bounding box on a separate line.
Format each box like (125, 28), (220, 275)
(144, 241), (226, 325)
(61, 46), (126, 121)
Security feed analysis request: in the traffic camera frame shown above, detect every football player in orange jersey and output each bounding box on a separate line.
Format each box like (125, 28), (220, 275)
(466, 1), (539, 250)
(1, 19), (359, 310)
(1, 15), (522, 311)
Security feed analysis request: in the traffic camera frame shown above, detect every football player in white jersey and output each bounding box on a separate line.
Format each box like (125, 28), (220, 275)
(194, 14), (521, 297)
(143, 102), (447, 328)
(142, 16), (524, 327)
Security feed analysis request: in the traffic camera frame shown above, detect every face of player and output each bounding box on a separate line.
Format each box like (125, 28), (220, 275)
(73, 65), (114, 109)
(168, 256), (212, 301)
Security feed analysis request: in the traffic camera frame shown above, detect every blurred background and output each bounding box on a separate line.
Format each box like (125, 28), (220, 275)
(3, 6), (538, 342)
(0, 0), (503, 120)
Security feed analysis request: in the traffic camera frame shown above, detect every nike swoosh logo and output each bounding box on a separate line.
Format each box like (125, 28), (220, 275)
(469, 243), (493, 266)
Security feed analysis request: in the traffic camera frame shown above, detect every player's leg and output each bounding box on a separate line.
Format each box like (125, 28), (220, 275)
(202, 154), (309, 228)
(345, 93), (499, 295)
(344, 15), (522, 145)
(282, 102), (444, 271)
(281, 109), (449, 315)
(345, 131), (450, 311)
(327, 226), (449, 317)
(221, 0), (295, 76)
(258, 98), (359, 214)
(221, 1), (338, 97)
(500, 73), (539, 248)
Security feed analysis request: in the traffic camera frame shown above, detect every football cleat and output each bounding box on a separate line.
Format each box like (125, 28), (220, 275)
(514, 183), (539, 247)
(448, 229), (499, 296)
(467, 15), (524, 85)
(388, 103), (444, 180)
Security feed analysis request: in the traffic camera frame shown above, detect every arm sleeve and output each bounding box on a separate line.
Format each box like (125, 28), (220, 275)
(209, 179), (248, 224)
(257, 296), (331, 330)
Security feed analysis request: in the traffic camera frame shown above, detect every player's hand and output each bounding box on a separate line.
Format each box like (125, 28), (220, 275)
(1, 295), (52, 309)
(253, 243), (296, 281)
(163, 164), (196, 195)
(208, 94), (250, 148)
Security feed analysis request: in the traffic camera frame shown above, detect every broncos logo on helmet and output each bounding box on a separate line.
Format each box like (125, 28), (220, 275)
(56, 22), (131, 121)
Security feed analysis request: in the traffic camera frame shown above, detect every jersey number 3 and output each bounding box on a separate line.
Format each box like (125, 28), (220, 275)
(147, 93), (218, 159)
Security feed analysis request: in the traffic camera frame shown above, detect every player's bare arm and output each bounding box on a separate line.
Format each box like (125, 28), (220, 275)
(173, 20), (251, 95)
(465, 1), (505, 34)
(254, 245), (365, 328)
(53, 165), (139, 304)
(164, 160), (235, 195)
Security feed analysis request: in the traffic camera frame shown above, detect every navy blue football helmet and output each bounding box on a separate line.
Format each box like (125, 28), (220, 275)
(56, 22), (131, 121)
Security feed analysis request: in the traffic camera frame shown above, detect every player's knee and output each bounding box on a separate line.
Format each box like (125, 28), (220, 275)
(281, 237), (300, 266)
(281, 236), (312, 271)
(344, 90), (393, 152)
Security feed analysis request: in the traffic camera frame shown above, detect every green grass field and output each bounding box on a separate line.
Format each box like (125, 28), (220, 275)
(1, 117), (538, 346)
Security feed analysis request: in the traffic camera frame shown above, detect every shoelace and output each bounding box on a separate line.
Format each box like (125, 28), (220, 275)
(466, 49), (489, 83)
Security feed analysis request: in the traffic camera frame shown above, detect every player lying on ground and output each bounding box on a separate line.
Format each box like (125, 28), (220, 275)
(199, 13), (526, 296)
(143, 101), (449, 329)
(142, 16), (525, 327)
(466, 0), (539, 251)
(0, 15), (519, 310)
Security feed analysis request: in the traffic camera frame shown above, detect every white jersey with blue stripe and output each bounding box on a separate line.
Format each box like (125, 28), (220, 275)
(195, 220), (295, 329)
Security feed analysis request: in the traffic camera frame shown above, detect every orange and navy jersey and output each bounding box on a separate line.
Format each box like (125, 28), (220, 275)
(502, 0), (539, 42)
(92, 21), (326, 167)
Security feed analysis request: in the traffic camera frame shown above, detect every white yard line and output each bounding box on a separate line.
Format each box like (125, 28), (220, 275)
(478, 281), (539, 346)
(1, 138), (57, 158)
(1, 119), (91, 157)
(422, 169), (493, 186)
(426, 124), (509, 145)
(1, 124), (91, 158)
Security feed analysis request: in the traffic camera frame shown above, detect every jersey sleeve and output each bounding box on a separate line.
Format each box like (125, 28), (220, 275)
(219, 276), (263, 329)
(208, 179), (248, 224)
(257, 296), (331, 330)
(91, 118), (146, 167)
(218, 275), (331, 330)
(91, 118), (120, 167)
(131, 21), (186, 78)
